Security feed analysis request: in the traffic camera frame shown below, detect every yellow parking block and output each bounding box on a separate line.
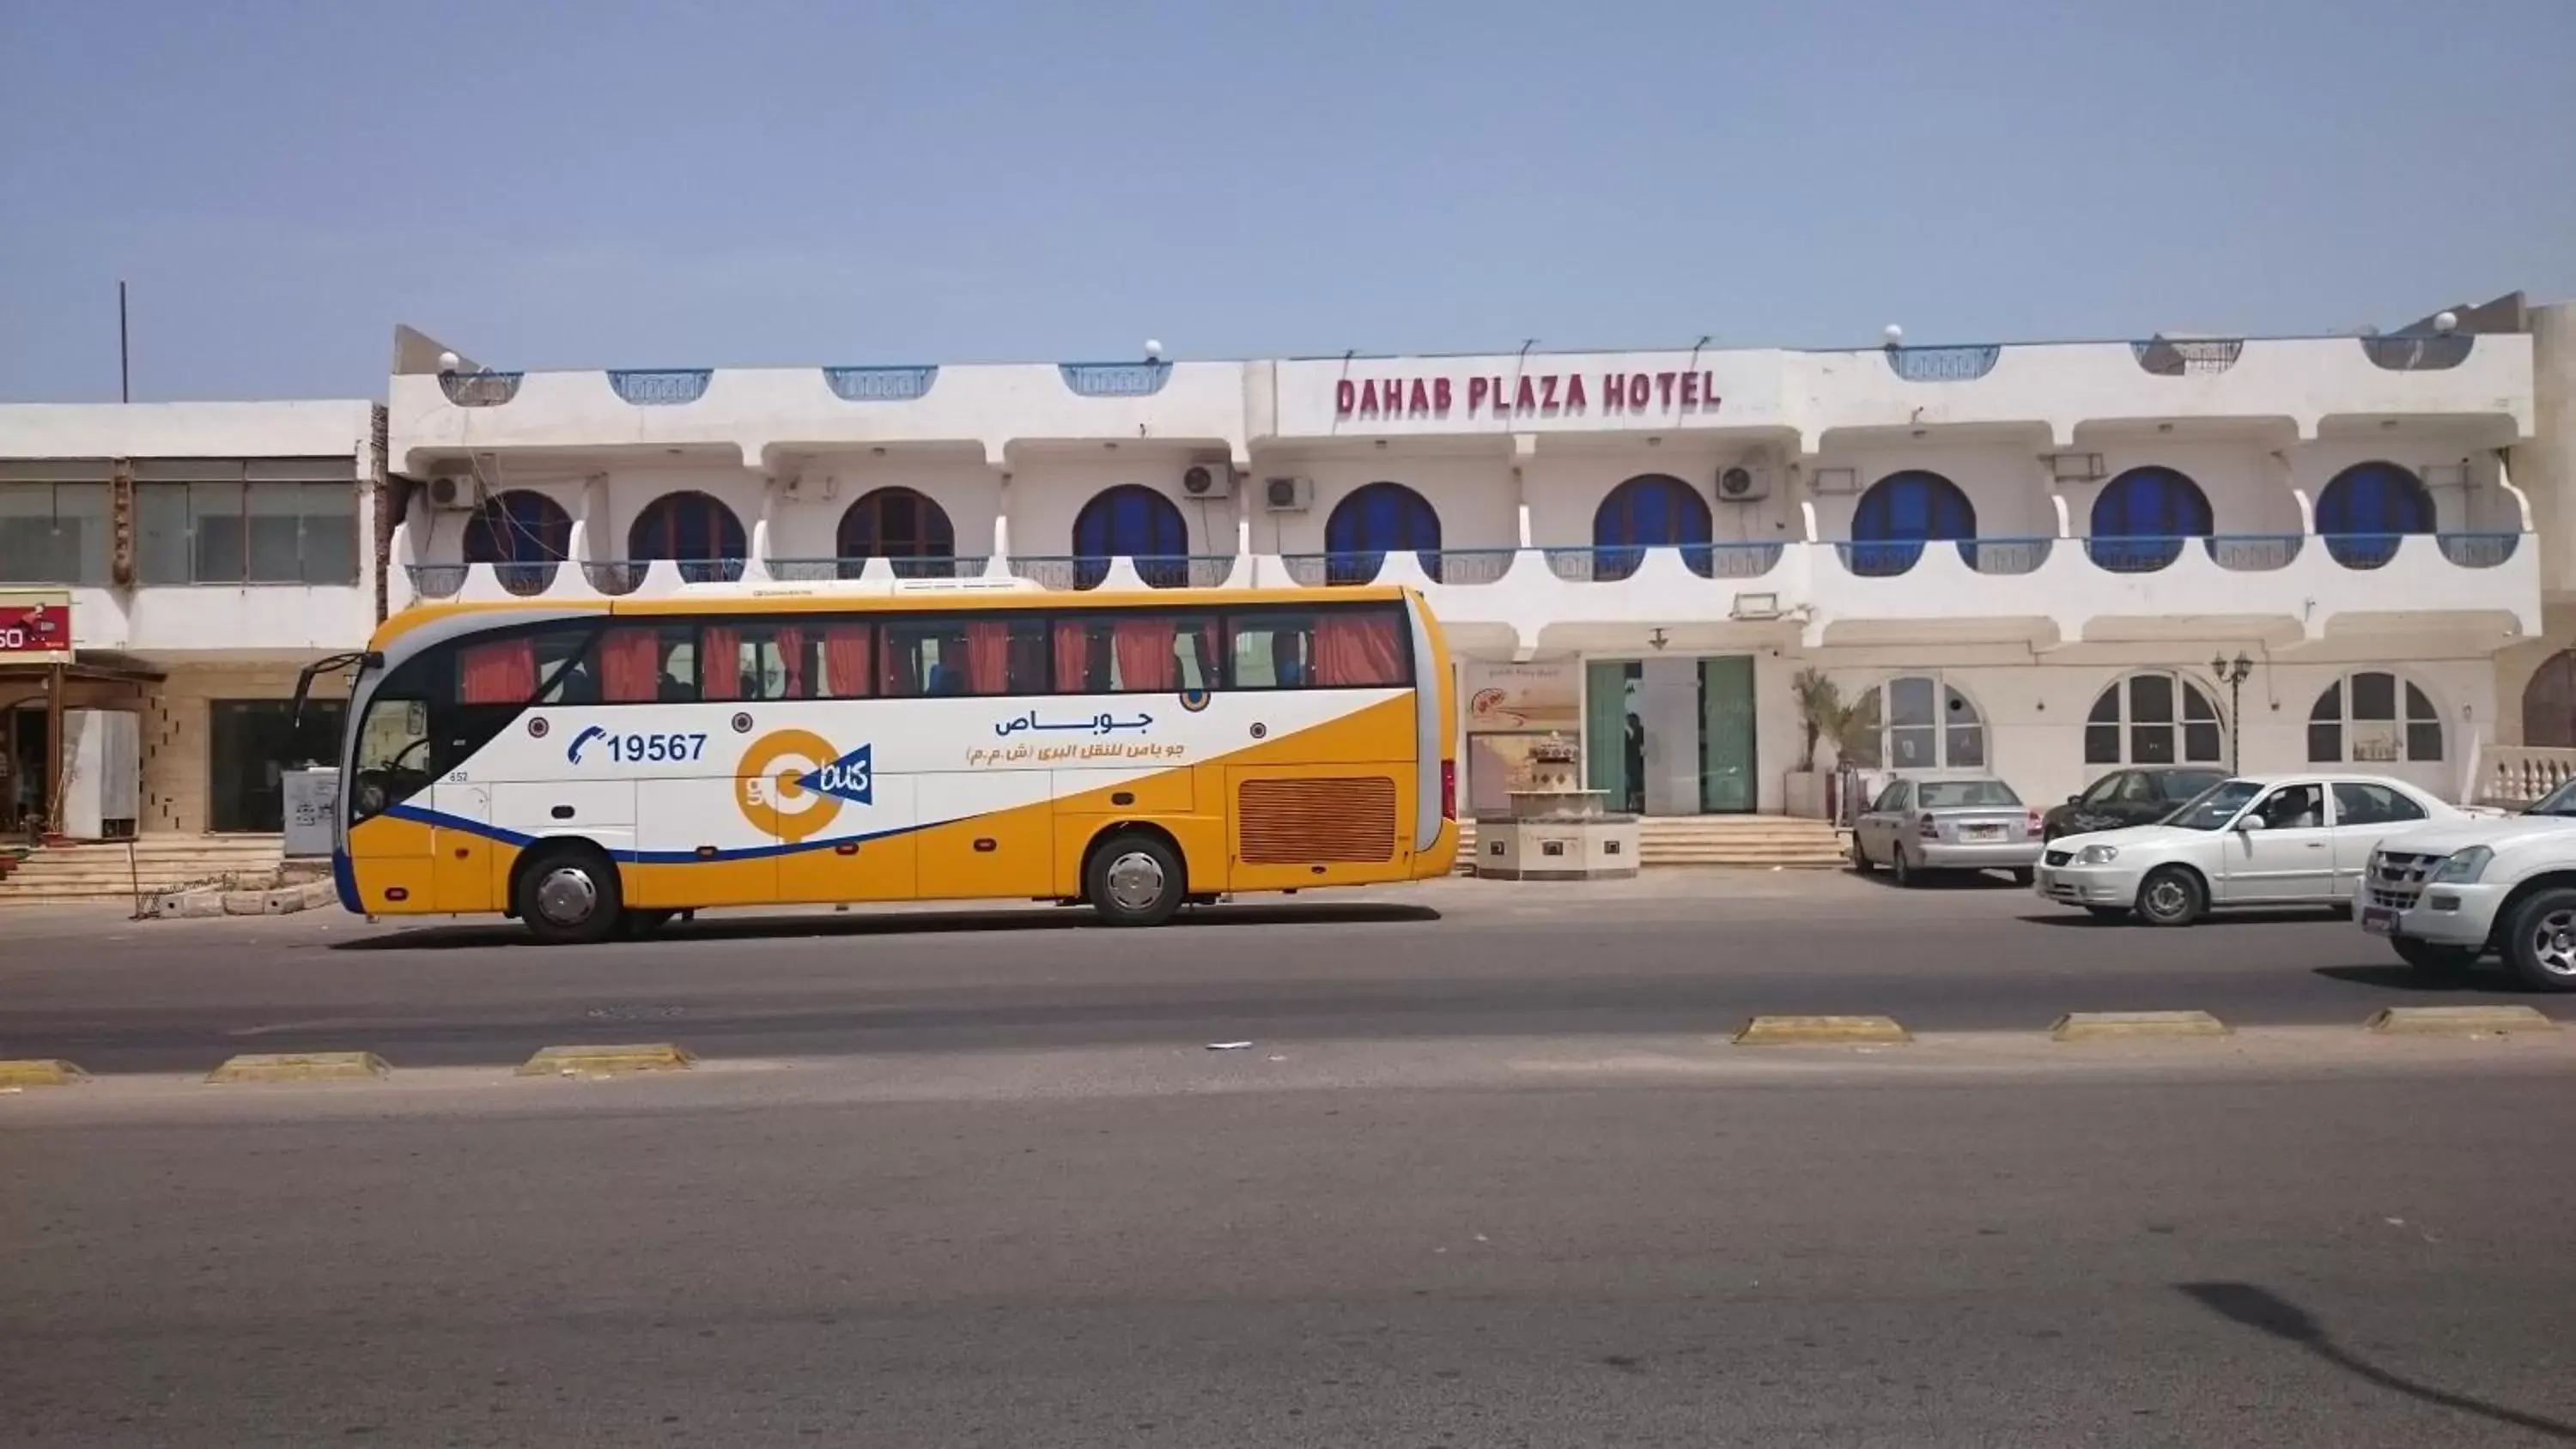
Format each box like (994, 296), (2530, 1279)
(0, 1059), (89, 1088)
(1732, 1015), (1911, 1046)
(2050, 1010), (2232, 1041)
(205, 1052), (392, 1084)
(517, 1043), (697, 1077)
(2366, 1005), (2557, 1034)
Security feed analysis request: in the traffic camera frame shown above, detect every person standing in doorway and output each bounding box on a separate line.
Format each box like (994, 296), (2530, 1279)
(1623, 711), (1645, 815)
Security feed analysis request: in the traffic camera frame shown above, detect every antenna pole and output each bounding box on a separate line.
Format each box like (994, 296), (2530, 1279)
(118, 282), (131, 403)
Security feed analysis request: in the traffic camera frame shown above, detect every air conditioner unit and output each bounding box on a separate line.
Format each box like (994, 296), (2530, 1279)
(1716, 464), (1773, 503)
(2046, 452), (2107, 483)
(1181, 463), (1233, 500)
(1263, 476), (1314, 512)
(422, 472), (485, 511)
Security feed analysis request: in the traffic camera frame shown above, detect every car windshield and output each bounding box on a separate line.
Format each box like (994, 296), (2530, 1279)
(2526, 779), (2576, 817)
(1917, 779), (2020, 809)
(2162, 779), (2263, 830)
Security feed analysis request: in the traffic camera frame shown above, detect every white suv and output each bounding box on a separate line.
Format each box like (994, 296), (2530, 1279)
(2360, 779), (2576, 991)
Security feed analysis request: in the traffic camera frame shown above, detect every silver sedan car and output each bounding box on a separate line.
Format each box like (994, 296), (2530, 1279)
(1850, 777), (2044, 887)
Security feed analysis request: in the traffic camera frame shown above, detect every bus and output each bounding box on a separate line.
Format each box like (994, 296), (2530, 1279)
(305, 581), (1458, 943)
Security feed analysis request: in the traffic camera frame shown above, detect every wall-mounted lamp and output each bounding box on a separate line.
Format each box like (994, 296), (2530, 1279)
(2210, 652), (2255, 772)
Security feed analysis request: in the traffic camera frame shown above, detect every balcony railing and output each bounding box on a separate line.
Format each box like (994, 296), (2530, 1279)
(2129, 338), (2244, 377)
(2361, 334), (2475, 372)
(2438, 531), (2521, 568)
(1009, 554), (1236, 590)
(768, 555), (992, 581)
(437, 372), (523, 407)
(1834, 537), (2048, 578)
(606, 369), (712, 406)
(1542, 542), (1785, 583)
(2079, 535), (2309, 573)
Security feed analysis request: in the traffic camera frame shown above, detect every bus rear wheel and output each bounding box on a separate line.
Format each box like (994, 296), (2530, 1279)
(516, 845), (624, 946)
(1087, 832), (1185, 928)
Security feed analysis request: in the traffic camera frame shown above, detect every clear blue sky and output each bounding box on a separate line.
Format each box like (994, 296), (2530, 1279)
(4, 0), (2573, 401)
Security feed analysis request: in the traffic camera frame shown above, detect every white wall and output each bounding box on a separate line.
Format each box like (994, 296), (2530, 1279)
(1243, 452), (1520, 555)
(2059, 440), (2296, 537)
(0, 401), (377, 461)
(1810, 440), (2051, 540)
(1000, 456), (1241, 559)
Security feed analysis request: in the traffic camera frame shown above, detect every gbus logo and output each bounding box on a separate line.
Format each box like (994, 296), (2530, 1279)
(734, 731), (873, 844)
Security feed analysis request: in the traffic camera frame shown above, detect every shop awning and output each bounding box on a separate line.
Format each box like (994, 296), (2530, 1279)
(0, 650), (166, 685)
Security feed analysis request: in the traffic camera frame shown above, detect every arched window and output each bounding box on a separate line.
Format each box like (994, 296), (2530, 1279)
(1072, 485), (1189, 589)
(1322, 482), (1442, 585)
(2308, 671), (2441, 763)
(627, 491), (746, 583)
(2085, 672), (2223, 766)
(1843, 673), (1986, 771)
(2087, 468), (2213, 573)
(2316, 463), (2433, 568)
(2523, 649), (2576, 749)
(1590, 474), (1712, 581)
(462, 489), (571, 597)
(837, 487), (957, 579)
(1849, 471), (1977, 577)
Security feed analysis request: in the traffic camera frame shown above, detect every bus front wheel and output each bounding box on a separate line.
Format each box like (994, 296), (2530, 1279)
(1087, 832), (1185, 928)
(515, 845), (624, 946)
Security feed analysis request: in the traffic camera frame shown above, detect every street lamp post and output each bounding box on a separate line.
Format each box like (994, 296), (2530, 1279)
(2211, 652), (2255, 773)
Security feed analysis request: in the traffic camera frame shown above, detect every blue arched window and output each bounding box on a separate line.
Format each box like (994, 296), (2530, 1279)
(1072, 484), (1189, 589)
(838, 487), (956, 579)
(1849, 471), (1977, 577)
(627, 490), (745, 583)
(2316, 463), (2432, 569)
(464, 489), (571, 596)
(1590, 474), (1713, 581)
(1322, 482), (1442, 585)
(2087, 467), (2213, 573)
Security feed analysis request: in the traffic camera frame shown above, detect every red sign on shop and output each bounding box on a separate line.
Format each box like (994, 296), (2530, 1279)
(0, 592), (73, 664)
(1334, 369), (1722, 421)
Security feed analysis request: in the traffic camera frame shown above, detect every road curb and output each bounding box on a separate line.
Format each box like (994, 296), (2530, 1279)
(2050, 1010), (2232, 1041)
(0, 1058), (89, 1088)
(518, 1043), (697, 1077)
(2366, 1005), (2558, 1034)
(1733, 1015), (1911, 1046)
(205, 1052), (392, 1084)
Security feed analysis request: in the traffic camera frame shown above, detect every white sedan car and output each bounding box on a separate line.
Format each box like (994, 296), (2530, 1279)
(2032, 773), (2478, 926)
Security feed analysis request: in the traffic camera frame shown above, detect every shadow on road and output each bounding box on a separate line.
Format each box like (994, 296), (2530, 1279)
(1850, 870), (2028, 892)
(2017, 907), (2342, 929)
(2178, 1281), (2576, 1441)
(2312, 963), (2524, 993)
(331, 900), (1443, 952)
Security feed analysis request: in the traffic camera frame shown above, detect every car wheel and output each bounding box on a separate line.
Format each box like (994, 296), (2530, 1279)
(1086, 831), (1187, 927)
(2134, 865), (2204, 928)
(1892, 846), (1917, 888)
(2500, 888), (2576, 993)
(1849, 834), (1874, 873)
(515, 844), (623, 946)
(2391, 936), (2477, 977)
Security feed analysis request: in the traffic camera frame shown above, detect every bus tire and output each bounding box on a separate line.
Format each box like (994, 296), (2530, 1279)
(514, 843), (624, 946)
(1086, 831), (1185, 928)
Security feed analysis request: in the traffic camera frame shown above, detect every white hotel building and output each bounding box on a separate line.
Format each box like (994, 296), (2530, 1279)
(4, 299), (2573, 878)
(380, 300), (2573, 828)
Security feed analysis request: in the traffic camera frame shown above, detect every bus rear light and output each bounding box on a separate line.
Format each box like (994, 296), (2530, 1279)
(1441, 760), (1456, 821)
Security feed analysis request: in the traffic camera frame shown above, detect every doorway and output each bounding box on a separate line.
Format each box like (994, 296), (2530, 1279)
(3, 703), (44, 833)
(209, 699), (344, 834)
(1583, 657), (1758, 815)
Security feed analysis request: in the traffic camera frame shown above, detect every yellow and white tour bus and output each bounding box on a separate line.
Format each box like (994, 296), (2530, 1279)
(308, 581), (1458, 943)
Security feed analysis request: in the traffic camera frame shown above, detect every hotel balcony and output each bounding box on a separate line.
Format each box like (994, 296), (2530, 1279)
(389, 521), (2538, 661)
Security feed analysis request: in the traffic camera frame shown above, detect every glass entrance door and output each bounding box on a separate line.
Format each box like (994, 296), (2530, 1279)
(1699, 656), (1757, 812)
(1584, 661), (1643, 813)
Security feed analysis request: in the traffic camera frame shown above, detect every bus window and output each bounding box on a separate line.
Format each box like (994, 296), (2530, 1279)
(1052, 615), (1215, 694)
(598, 625), (696, 703)
(813, 622), (872, 699)
(702, 621), (811, 701)
(883, 617), (1049, 697)
(1228, 607), (1411, 689)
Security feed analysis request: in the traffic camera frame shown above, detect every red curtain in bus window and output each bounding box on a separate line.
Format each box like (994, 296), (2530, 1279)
(1113, 617), (1176, 692)
(964, 621), (1010, 694)
(1054, 620), (1091, 692)
(775, 627), (806, 698)
(1314, 611), (1406, 687)
(599, 627), (659, 703)
(821, 625), (871, 699)
(459, 638), (537, 705)
(700, 626), (743, 700)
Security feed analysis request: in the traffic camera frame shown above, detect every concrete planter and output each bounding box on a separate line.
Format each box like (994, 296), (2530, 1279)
(1783, 771), (1832, 820)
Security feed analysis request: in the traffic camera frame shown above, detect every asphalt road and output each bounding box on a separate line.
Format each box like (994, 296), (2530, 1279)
(5, 1046), (2575, 1447)
(0, 870), (2556, 1073)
